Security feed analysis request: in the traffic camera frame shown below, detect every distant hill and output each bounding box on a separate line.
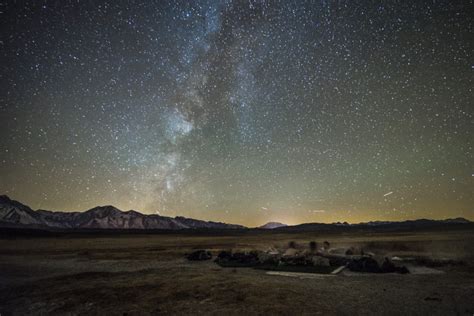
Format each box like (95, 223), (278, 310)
(273, 218), (473, 232)
(0, 195), (244, 230)
(259, 222), (288, 229)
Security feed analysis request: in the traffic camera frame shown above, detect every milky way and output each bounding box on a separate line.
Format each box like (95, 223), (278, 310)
(1, 1), (473, 225)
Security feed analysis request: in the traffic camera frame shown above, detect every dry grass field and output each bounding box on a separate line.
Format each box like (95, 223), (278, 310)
(1, 229), (474, 315)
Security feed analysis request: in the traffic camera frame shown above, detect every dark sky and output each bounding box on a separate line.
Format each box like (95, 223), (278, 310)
(1, 0), (472, 225)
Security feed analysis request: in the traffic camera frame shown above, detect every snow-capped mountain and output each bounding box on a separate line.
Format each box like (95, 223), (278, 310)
(0, 195), (244, 230)
(259, 222), (288, 229)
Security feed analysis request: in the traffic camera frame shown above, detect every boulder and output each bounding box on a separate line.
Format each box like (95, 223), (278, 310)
(381, 257), (410, 274)
(265, 246), (280, 255)
(214, 251), (259, 267)
(348, 256), (381, 273)
(259, 248), (281, 264)
(311, 256), (330, 267)
(328, 248), (347, 255)
(381, 257), (396, 273)
(345, 247), (355, 256)
(282, 248), (299, 257)
(187, 250), (212, 261)
(217, 250), (232, 259)
(396, 266), (410, 274)
(279, 255), (312, 266)
(323, 241), (330, 249)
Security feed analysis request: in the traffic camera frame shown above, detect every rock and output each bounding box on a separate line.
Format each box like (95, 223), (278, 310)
(348, 256), (381, 273)
(323, 241), (330, 249)
(233, 252), (259, 265)
(282, 248), (299, 257)
(396, 266), (410, 274)
(214, 251), (259, 267)
(217, 250), (232, 259)
(311, 256), (330, 267)
(258, 249), (281, 264)
(327, 248), (346, 255)
(327, 255), (350, 267)
(283, 248), (298, 257)
(265, 246), (280, 255)
(380, 257), (409, 274)
(187, 250), (212, 261)
(381, 257), (396, 273)
(279, 255), (312, 266)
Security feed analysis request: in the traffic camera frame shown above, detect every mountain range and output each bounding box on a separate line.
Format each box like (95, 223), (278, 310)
(0, 195), (472, 231)
(273, 217), (472, 232)
(0, 195), (243, 230)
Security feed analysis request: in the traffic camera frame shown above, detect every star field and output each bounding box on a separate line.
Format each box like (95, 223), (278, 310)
(1, 1), (473, 226)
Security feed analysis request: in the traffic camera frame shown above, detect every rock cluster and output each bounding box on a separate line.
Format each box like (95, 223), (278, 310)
(186, 250), (212, 261)
(214, 250), (260, 267)
(347, 256), (409, 273)
(187, 241), (409, 274)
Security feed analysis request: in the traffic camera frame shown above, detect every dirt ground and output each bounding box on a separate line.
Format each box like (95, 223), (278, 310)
(1, 229), (474, 315)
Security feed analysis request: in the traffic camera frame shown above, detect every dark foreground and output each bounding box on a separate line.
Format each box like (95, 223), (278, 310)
(1, 229), (474, 315)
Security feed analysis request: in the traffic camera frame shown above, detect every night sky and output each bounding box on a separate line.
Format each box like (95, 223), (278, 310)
(1, 1), (473, 226)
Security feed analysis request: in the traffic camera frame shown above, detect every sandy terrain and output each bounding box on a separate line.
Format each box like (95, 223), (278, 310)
(1, 230), (474, 315)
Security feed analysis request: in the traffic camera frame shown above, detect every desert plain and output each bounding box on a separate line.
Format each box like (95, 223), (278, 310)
(1, 228), (474, 315)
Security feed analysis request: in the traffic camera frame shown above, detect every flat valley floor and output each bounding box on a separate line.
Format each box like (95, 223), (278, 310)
(1, 229), (474, 315)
